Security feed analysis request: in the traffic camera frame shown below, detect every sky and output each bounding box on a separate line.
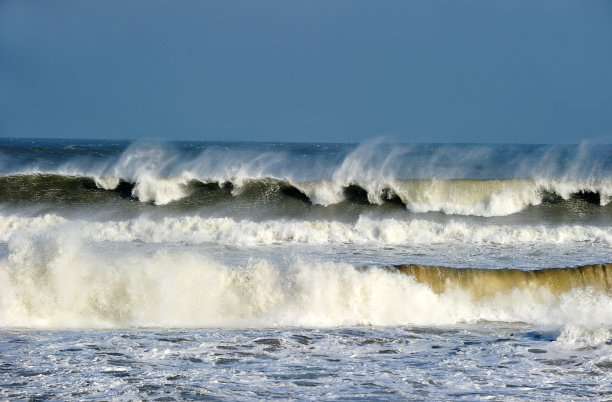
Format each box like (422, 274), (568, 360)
(1, 0), (611, 144)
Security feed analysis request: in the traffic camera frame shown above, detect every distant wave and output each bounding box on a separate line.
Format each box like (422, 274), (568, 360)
(1, 173), (611, 216)
(2, 140), (612, 216)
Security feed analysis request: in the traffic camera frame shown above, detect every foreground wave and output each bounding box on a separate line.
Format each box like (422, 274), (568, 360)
(1, 173), (611, 216)
(1, 234), (610, 328)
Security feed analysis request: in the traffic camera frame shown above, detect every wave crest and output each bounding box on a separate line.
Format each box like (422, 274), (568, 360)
(1, 173), (612, 216)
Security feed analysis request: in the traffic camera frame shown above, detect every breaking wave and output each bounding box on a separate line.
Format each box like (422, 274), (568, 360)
(2, 140), (612, 216)
(0, 232), (610, 329)
(2, 213), (612, 248)
(1, 173), (612, 216)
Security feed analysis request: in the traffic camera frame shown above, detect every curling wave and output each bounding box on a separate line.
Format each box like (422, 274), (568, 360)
(1, 173), (612, 216)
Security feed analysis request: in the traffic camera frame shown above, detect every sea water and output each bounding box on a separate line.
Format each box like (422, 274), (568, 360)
(0, 138), (611, 399)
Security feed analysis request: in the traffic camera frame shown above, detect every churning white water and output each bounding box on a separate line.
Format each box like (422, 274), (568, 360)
(1, 140), (611, 399)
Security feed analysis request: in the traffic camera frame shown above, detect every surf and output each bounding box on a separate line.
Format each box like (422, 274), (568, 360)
(1, 173), (612, 217)
(1, 233), (610, 328)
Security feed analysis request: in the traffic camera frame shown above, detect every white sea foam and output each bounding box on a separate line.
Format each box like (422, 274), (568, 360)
(554, 325), (612, 348)
(1, 214), (611, 247)
(1, 234), (610, 329)
(390, 179), (543, 216)
(93, 176), (120, 190)
(130, 174), (193, 205)
(0, 214), (68, 242)
(294, 180), (345, 206)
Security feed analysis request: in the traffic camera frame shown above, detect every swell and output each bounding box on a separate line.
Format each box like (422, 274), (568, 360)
(393, 263), (612, 298)
(1, 173), (612, 216)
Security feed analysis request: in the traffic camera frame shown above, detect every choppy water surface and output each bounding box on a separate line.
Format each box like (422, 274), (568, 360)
(1, 139), (611, 399)
(2, 326), (611, 400)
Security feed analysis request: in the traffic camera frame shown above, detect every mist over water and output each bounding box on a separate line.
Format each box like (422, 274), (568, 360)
(1, 139), (611, 399)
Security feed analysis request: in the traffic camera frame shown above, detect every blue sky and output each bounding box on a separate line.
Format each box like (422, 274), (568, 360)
(1, 0), (611, 143)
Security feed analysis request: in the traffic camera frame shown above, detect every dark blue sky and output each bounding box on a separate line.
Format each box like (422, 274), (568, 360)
(1, 1), (611, 143)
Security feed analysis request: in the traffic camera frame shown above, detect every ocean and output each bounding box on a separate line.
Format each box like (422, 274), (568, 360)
(0, 138), (611, 399)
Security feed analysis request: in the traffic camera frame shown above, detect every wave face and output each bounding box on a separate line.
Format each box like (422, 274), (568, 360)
(395, 264), (612, 297)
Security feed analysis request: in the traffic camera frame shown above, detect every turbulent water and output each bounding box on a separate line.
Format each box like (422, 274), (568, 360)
(1, 138), (611, 399)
